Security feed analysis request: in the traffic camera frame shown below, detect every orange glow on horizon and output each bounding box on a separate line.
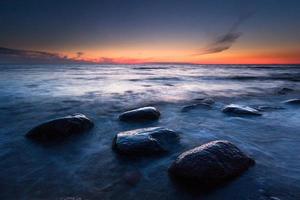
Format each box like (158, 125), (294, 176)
(60, 48), (300, 65)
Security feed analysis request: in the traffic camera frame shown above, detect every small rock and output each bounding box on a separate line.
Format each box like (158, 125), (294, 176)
(283, 98), (300, 104)
(269, 197), (280, 200)
(26, 114), (93, 141)
(277, 87), (293, 95)
(119, 107), (160, 122)
(169, 140), (255, 188)
(181, 98), (214, 112)
(113, 127), (179, 155)
(201, 98), (215, 105)
(255, 105), (284, 111)
(222, 104), (262, 115)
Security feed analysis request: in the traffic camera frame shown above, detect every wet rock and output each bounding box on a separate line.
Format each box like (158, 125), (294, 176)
(169, 140), (255, 188)
(26, 114), (93, 141)
(277, 87), (293, 95)
(113, 127), (179, 155)
(201, 98), (215, 105)
(181, 98), (214, 112)
(283, 98), (300, 104)
(222, 104), (262, 115)
(119, 106), (160, 122)
(255, 105), (284, 111)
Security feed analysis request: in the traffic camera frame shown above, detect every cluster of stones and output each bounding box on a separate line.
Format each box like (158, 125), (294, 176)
(25, 97), (300, 190)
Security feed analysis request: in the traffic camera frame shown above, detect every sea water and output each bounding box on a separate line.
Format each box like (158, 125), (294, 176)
(0, 64), (300, 199)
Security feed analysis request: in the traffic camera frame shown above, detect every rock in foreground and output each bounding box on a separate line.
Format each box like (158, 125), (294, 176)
(26, 114), (93, 141)
(222, 104), (262, 115)
(169, 140), (255, 188)
(119, 107), (160, 122)
(113, 127), (179, 155)
(283, 98), (300, 104)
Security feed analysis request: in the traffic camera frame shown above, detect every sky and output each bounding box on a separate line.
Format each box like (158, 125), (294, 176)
(0, 0), (300, 64)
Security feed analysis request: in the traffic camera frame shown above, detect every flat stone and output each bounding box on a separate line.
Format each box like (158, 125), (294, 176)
(222, 104), (262, 115)
(26, 114), (93, 141)
(113, 127), (179, 155)
(119, 107), (160, 122)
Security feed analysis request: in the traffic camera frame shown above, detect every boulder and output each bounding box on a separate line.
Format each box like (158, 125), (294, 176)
(283, 98), (300, 104)
(169, 140), (255, 188)
(113, 127), (179, 155)
(222, 104), (262, 115)
(26, 114), (93, 141)
(119, 107), (160, 122)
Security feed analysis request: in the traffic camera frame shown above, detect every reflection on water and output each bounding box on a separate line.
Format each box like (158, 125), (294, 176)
(0, 64), (300, 199)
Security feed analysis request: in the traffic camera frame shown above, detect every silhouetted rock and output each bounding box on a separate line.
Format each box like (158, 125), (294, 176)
(113, 127), (179, 155)
(26, 114), (93, 141)
(283, 98), (300, 104)
(169, 140), (255, 189)
(222, 104), (262, 115)
(119, 107), (160, 122)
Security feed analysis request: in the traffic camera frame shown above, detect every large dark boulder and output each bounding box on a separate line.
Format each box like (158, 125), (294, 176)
(113, 127), (179, 155)
(169, 140), (255, 188)
(222, 104), (261, 115)
(283, 98), (300, 104)
(119, 107), (160, 122)
(26, 114), (93, 141)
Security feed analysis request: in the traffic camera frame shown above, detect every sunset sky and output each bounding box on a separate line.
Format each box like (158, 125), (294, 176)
(0, 0), (300, 64)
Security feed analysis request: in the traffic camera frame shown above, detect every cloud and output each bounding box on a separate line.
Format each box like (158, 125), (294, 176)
(76, 52), (84, 58)
(0, 47), (89, 64)
(197, 11), (255, 55)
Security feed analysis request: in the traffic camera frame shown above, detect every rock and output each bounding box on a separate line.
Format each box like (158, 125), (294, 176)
(283, 98), (300, 104)
(222, 104), (262, 115)
(113, 127), (179, 155)
(201, 98), (215, 105)
(255, 105), (284, 111)
(119, 107), (160, 122)
(269, 197), (281, 200)
(26, 114), (93, 141)
(181, 98), (214, 112)
(277, 87), (293, 95)
(169, 140), (255, 188)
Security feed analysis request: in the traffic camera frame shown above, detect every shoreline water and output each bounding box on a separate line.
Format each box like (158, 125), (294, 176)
(0, 64), (300, 199)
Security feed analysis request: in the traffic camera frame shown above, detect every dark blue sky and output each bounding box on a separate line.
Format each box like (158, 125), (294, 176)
(0, 0), (300, 64)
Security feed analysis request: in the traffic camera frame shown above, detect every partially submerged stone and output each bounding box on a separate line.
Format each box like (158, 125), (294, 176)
(255, 105), (284, 111)
(181, 98), (215, 112)
(113, 127), (179, 155)
(169, 140), (255, 188)
(26, 114), (93, 141)
(222, 104), (262, 115)
(277, 87), (294, 95)
(283, 98), (300, 104)
(119, 107), (160, 122)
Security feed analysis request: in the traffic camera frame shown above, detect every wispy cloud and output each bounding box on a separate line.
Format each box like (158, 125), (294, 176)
(197, 11), (255, 55)
(0, 47), (89, 64)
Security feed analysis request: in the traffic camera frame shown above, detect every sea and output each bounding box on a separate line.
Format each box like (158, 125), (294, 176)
(0, 64), (300, 200)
